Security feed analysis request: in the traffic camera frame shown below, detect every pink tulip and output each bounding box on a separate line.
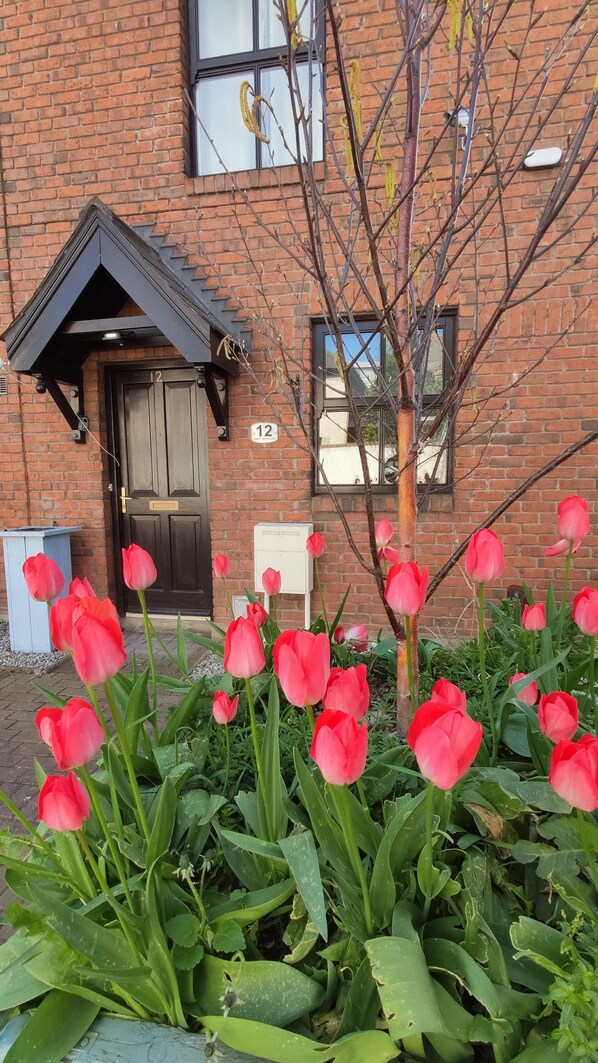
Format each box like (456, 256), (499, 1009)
(262, 568), (281, 596)
(538, 691), (579, 742)
(572, 588), (598, 636)
(71, 598), (127, 686)
(375, 519), (394, 550)
(213, 553), (231, 578)
(50, 594), (80, 653)
(69, 577), (95, 599)
(273, 629), (330, 707)
(407, 697), (483, 790)
(545, 495), (589, 556)
(212, 690), (239, 725)
(35, 698), (105, 770)
(344, 624), (369, 652)
(509, 672), (538, 706)
(246, 601), (268, 628)
(384, 561), (429, 617)
(521, 603), (546, 631)
(310, 708), (368, 786)
(431, 678), (467, 712)
(306, 533), (326, 558)
(333, 625), (344, 644)
(382, 547), (399, 565)
(549, 734), (598, 811)
(465, 529), (505, 584)
(38, 773), (90, 832)
(22, 554), (65, 603)
(122, 544), (158, 591)
(223, 617), (266, 679)
(323, 665), (370, 720)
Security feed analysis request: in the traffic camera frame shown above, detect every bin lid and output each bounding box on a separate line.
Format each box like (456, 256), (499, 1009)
(0, 526), (81, 537)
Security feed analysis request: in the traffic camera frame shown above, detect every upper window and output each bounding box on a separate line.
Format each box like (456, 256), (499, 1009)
(313, 315), (456, 490)
(190, 0), (324, 176)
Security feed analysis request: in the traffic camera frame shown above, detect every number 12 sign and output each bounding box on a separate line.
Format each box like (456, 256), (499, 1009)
(251, 423), (279, 443)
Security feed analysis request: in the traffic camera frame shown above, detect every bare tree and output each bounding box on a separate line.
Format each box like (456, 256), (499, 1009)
(190, 0), (597, 731)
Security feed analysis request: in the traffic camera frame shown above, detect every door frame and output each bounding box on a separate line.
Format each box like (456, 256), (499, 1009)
(105, 358), (213, 617)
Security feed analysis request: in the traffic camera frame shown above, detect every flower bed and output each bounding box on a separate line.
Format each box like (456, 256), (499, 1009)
(1, 502), (597, 1062)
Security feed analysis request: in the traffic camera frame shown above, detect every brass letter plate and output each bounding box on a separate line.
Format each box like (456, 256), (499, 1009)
(149, 500), (180, 512)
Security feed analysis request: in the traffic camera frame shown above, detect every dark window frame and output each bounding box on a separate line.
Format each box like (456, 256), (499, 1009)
(189, 0), (325, 175)
(313, 312), (457, 495)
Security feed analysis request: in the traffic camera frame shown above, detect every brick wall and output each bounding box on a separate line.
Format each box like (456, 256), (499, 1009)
(0, 0), (596, 636)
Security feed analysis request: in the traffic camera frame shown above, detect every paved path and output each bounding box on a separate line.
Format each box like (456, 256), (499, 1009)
(0, 624), (212, 930)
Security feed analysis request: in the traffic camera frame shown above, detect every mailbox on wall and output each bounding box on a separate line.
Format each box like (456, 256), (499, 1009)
(253, 522), (314, 595)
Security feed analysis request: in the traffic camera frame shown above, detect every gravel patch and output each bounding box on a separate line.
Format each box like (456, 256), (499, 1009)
(0, 621), (68, 675)
(189, 652), (224, 680)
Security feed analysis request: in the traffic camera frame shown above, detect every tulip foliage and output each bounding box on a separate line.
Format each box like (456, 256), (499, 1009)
(3, 502), (598, 1061)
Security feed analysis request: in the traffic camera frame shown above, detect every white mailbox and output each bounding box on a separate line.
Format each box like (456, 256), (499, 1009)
(254, 522), (313, 595)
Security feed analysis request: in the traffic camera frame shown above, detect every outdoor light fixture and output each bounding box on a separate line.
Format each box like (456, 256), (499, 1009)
(522, 147), (562, 170)
(102, 330), (122, 341)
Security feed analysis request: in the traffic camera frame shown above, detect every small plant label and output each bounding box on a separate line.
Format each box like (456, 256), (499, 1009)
(251, 422), (278, 443)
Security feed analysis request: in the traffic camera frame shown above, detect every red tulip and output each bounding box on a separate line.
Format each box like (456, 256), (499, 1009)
(38, 773), (90, 832)
(538, 691), (578, 742)
(521, 603), (546, 631)
(509, 672), (538, 706)
(431, 678), (467, 712)
(333, 625), (344, 644)
(71, 597), (127, 686)
(384, 561), (429, 617)
(549, 734), (598, 811)
(22, 554), (65, 603)
(262, 568), (281, 596)
(407, 697), (483, 790)
(35, 698), (105, 770)
(546, 495), (589, 556)
(306, 533), (326, 558)
(213, 553), (231, 578)
(50, 594), (80, 653)
(310, 708), (368, 786)
(273, 629), (330, 707)
(465, 529), (505, 584)
(69, 577), (95, 599)
(323, 665), (370, 721)
(122, 544), (158, 591)
(212, 690), (239, 725)
(224, 617), (266, 679)
(246, 601), (268, 628)
(375, 519), (394, 550)
(572, 588), (598, 636)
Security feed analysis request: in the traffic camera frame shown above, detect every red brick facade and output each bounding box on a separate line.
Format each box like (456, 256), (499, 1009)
(0, 0), (596, 637)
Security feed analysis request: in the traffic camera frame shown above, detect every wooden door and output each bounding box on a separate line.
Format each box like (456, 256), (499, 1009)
(112, 366), (212, 614)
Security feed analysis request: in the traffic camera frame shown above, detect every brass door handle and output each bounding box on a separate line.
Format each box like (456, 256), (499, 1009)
(120, 487), (132, 514)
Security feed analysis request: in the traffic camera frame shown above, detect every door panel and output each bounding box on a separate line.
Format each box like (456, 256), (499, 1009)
(113, 366), (212, 615)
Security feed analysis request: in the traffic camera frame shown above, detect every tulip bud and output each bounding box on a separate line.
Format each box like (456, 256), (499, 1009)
(22, 554), (65, 603)
(38, 773), (90, 832)
(310, 708), (368, 785)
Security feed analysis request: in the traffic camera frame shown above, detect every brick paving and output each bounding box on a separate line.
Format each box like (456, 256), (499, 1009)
(0, 622), (212, 930)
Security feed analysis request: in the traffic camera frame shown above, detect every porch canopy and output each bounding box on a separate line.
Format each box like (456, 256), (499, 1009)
(2, 198), (251, 440)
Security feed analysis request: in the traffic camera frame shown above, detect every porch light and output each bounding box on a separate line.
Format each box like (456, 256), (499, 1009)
(102, 331), (122, 341)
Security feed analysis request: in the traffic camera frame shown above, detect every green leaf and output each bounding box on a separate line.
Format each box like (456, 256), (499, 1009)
(509, 1043), (570, 1062)
(369, 792), (427, 930)
(335, 956), (380, 1039)
(260, 678), (287, 842)
(279, 831), (328, 941)
(366, 936), (447, 1041)
(176, 612), (189, 676)
(195, 955), (325, 1027)
(202, 1016), (397, 1062)
(293, 752), (353, 882)
(172, 942), (205, 970)
(510, 917), (567, 977)
(424, 938), (502, 1018)
(122, 669), (150, 751)
(208, 879), (295, 932)
(212, 923), (246, 954)
(146, 777), (177, 868)
(219, 828), (287, 870)
(159, 679), (208, 747)
(0, 932), (47, 1009)
(166, 913), (202, 947)
(27, 884), (139, 973)
(3, 989), (99, 1063)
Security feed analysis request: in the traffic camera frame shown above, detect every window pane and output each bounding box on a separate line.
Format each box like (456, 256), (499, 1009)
(259, 61), (323, 167)
(196, 73), (257, 175)
(382, 414), (448, 486)
(258, 0), (287, 48)
(323, 331), (381, 401)
(412, 326), (444, 396)
(198, 0), (253, 58)
(318, 410), (381, 486)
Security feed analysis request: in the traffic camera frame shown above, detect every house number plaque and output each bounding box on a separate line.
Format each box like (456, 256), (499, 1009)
(251, 422), (278, 443)
(148, 500), (180, 512)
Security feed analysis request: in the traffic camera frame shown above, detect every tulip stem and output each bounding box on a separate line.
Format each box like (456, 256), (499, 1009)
(148, 615), (189, 677)
(223, 579), (235, 620)
(557, 543), (574, 648)
(305, 703), (315, 733)
(138, 589), (158, 737)
(330, 784), (373, 938)
(422, 781), (435, 921)
(477, 583), (497, 765)
(103, 683), (150, 844)
(314, 558), (329, 631)
(85, 684), (111, 740)
(271, 596), (277, 628)
(244, 679), (273, 841)
(223, 723), (231, 794)
(405, 615), (418, 715)
(79, 765), (134, 909)
(589, 636), (597, 734)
